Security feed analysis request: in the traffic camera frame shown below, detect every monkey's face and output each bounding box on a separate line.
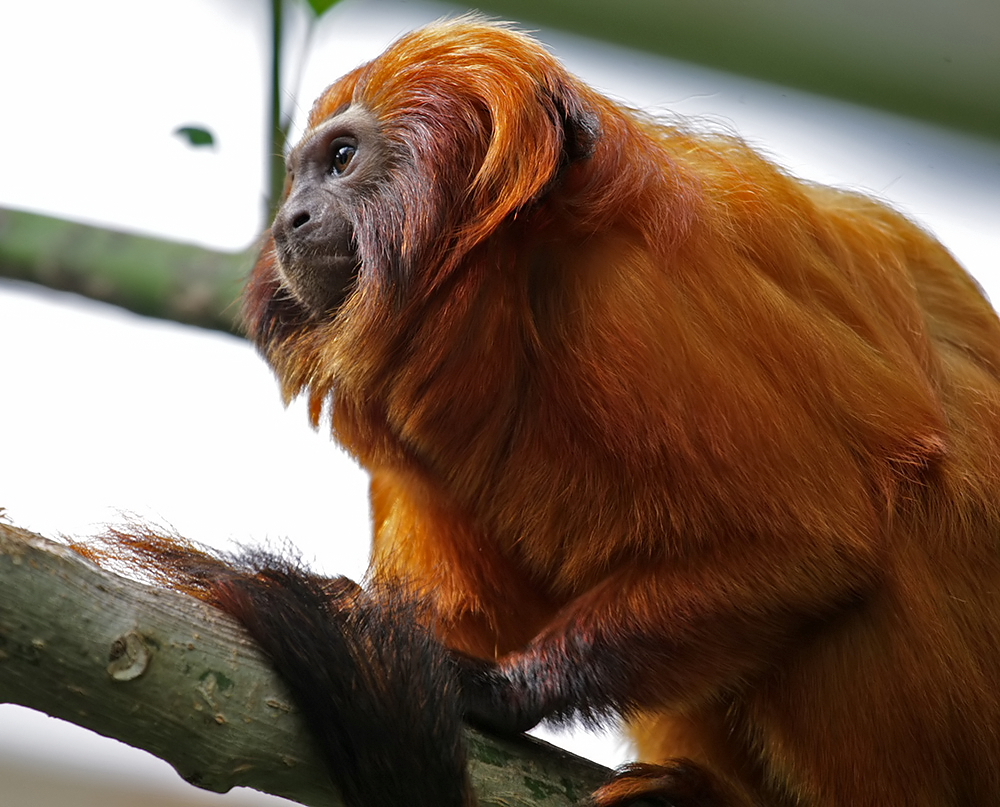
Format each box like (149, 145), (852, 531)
(245, 23), (604, 373)
(271, 106), (389, 316)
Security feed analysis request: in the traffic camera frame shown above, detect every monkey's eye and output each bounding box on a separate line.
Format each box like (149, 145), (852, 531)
(330, 141), (357, 175)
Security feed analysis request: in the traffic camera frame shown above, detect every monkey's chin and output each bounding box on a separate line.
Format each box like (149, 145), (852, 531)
(278, 254), (360, 317)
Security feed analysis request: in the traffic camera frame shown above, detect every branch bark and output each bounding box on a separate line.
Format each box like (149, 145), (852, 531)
(0, 522), (613, 807)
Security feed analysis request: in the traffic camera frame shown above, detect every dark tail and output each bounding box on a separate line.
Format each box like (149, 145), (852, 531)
(76, 528), (474, 807)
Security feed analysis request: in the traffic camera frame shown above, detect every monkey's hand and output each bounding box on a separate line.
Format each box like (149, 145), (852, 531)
(453, 652), (551, 735)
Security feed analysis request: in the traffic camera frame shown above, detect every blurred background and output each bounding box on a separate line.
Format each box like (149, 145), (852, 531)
(1, 0), (998, 803)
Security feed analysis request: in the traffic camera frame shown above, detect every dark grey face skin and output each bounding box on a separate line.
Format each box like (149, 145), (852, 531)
(271, 106), (387, 315)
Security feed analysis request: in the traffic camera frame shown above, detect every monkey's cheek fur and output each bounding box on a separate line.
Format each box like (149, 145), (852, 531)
(276, 253), (361, 316)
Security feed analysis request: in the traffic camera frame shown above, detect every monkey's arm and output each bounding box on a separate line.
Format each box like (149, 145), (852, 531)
(459, 533), (879, 734)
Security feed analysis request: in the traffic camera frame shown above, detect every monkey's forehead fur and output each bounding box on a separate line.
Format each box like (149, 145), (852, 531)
(307, 18), (592, 163)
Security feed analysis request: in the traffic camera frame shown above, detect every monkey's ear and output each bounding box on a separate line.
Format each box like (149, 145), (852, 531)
(550, 80), (601, 164)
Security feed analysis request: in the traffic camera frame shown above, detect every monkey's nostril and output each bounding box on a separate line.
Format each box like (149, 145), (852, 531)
(291, 211), (311, 229)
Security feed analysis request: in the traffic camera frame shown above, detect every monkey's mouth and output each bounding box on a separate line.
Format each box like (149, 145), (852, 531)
(278, 253), (361, 317)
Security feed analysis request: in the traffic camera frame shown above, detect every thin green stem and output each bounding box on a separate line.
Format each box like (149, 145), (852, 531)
(268, 0), (287, 224)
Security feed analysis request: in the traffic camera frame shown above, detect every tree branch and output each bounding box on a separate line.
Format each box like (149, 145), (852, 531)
(0, 207), (251, 333)
(0, 522), (613, 807)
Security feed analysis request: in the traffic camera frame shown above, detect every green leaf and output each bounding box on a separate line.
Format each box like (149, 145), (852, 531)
(174, 125), (216, 148)
(305, 0), (342, 17)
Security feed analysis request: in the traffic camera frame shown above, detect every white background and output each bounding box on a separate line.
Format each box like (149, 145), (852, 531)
(1, 0), (998, 802)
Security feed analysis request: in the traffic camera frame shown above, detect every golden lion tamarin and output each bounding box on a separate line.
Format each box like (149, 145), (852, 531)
(86, 17), (1000, 807)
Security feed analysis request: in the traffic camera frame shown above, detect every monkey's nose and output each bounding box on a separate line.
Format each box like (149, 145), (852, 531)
(274, 204), (320, 245)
